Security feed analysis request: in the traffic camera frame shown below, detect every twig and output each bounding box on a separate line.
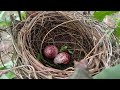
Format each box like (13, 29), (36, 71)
(18, 11), (22, 21)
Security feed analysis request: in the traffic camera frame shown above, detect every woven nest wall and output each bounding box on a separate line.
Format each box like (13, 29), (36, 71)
(12, 11), (117, 79)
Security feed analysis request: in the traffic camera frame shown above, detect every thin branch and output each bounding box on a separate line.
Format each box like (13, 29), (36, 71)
(18, 11), (22, 21)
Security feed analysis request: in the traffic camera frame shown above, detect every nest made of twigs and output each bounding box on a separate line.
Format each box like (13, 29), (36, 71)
(12, 11), (118, 79)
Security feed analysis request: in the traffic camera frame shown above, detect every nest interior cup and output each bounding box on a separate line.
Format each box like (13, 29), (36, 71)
(14, 11), (114, 79)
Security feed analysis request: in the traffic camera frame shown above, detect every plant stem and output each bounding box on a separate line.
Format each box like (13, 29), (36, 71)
(18, 11), (22, 21)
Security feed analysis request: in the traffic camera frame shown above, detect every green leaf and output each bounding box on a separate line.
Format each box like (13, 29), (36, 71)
(0, 21), (11, 27)
(60, 45), (68, 52)
(0, 72), (15, 79)
(0, 21), (7, 26)
(0, 61), (16, 79)
(0, 61), (14, 70)
(6, 72), (15, 79)
(93, 11), (118, 22)
(0, 60), (14, 70)
(93, 64), (120, 79)
(21, 11), (26, 20)
(0, 66), (6, 70)
(114, 22), (120, 39)
(0, 74), (9, 79)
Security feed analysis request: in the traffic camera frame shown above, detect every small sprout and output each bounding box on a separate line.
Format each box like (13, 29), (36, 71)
(60, 45), (68, 52)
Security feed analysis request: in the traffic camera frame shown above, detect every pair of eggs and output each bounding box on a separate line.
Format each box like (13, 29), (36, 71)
(43, 45), (70, 64)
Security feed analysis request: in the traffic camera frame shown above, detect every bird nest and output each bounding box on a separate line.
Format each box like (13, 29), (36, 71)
(12, 11), (117, 79)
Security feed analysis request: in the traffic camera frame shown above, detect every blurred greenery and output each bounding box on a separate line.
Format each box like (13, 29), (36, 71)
(6, 72), (15, 79)
(0, 72), (15, 79)
(93, 11), (118, 22)
(0, 61), (15, 79)
(0, 11), (11, 27)
(93, 11), (120, 42)
(93, 64), (120, 79)
(114, 22), (120, 39)
(92, 11), (120, 79)
(0, 11), (27, 28)
(21, 11), (26, 20)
